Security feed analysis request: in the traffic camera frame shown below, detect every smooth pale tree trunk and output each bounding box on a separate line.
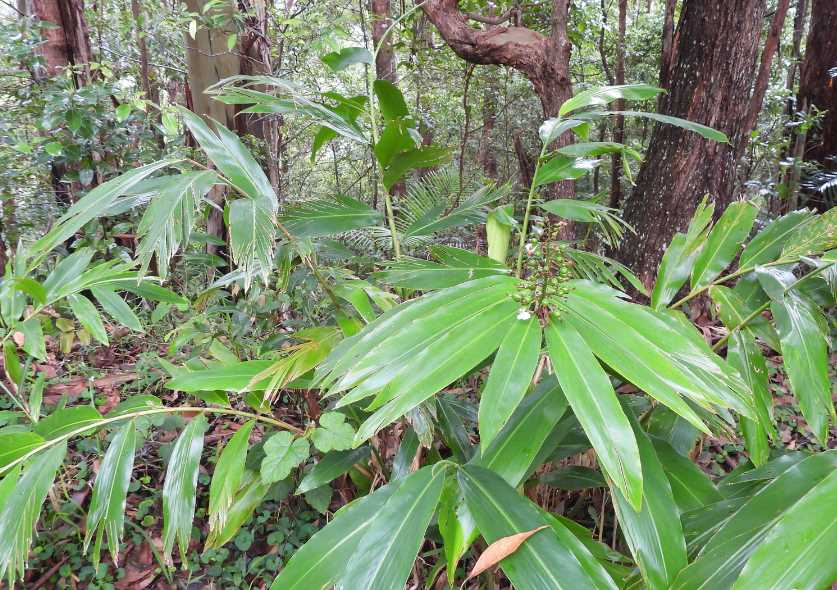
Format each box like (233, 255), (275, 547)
(616, 0), (766, 289)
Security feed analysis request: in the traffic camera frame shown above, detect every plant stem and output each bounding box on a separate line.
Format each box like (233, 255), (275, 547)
(669, 259), (786, 309)
(711, 262), (833, 351)
(0, 405), (303, 478)
(515, 143), (548, 278)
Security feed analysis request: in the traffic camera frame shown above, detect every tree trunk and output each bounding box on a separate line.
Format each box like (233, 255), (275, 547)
(798, 0), (837, 169)
(29, 0), (93, 86)
(184, 0), (240, 254)
(609, 0), (627, 209)
(786, 0), (807, 91)
(476, 70), (499, 180)
(617, 0), (766, 289)
(371, 0), (396, 83)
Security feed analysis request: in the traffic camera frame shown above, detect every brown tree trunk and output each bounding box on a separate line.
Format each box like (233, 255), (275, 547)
(476, 71), (499, 180)
(184, 0), (240, 254)
(617, 0), (766, 289)
(658, 0), (677, 102)
(798, 0), (837, 169)
(786, 0), (808, 92)
(371, 0), (396, 83)
(29, 0), (93, 86)
(609, 0), (627, 209)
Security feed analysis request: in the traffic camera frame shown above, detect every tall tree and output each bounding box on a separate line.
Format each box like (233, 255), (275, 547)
(798, 0), (837, 170)
(27, 0), (93, 86)
(609, 0), (627, 208)
(616, 0), (766, 288)
(371, 0), (396, 83)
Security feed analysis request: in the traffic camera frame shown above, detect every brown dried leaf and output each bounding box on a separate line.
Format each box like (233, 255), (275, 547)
(467, 525), (549, 580)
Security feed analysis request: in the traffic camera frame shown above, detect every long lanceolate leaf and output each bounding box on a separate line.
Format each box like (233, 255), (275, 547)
(85, 421), (137, 567)
(690, 200), (758, 290)
(269, 479), (402, 590)
(738, 209), (814, 268)
(208, 420), (254, 534)
(673, 450), (837, 589)
(337, 466), (447, 590)
(279, 194), (382, 237)
(478, 316), (541, 448)
(545, 318), (643, 511)
(228, 198), (276, 289)
(727, 332), (773, 466)
(0, 442), (67, 585)
(162, 414), (207, 566)
(458, 465), (618, 589)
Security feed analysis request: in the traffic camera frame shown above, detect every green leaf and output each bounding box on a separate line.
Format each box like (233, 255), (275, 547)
(311, 95), (368, 160)
(475, 376), (569, 486)
(651, 437), (722, 512)
(604, 110), (729, 142)
(67, 293), (109, 345)
(478, 317), (541, 448)
(739, 210), (814, 268)
(84, 421), (137, 567)
(437, 477), (476, 583)
(205, 471), (270, 551)
(280, 194), (382, 237)
(372, 248), (509, 290)
(459, 465), (618, 589)
(546, 318), (643, 510)
(732, 467), (837, 590)
(28, 373), (44, 423)
(303, 484), (333, 514)
(559, 84), (664, 116)
(115, 103), (131, 122)
(645, 405), (699, 456)
(539, 466), (606, 490)
(91, 287), (143, 332)
(0, 431), (44, 469)
(310, 412), (355, 453)
(652, 198), (714, 309)
(44, 141), (63, 156)
(260, 432), (309, 483)
(35, 406), (103, 440)
(268, 478), (403, 590)
(611, 412), (687, 590)
(538, 118), (587, 145)
(673, 450), (837, 589)
(691, 201), (759, 289)
(727, 332), (773, 466)
(162, 414), (207, 566)
(757, 267), (833, 444)
(321, 46), (373, 72)
(402, 183), (510, 238)
(18, 316), (46, 360)
(373, 79), (409, 121)
(228, 198), (276, 290)
(2, 341), (21, 387)
(31, 161), (172, 258)
(710, 285), (780, 352)
(382, 146), (451, 190)
(338, 465), (446, 589)
(540, 198), (620, 223)
(437, 395), (474, 463)
(208, 421), (254, 534)
(374, 119), (417, 167)
(296, 446), (370, 494)
(534, 156), (599, 187)
(106, 279), (189, 306)
(0, 443), (67, 585)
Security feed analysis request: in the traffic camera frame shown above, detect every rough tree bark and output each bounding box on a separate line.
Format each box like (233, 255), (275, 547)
(617, 0), (766, 289)
(476, 71), (499, 180)
(798, 0), (837, 169)
(371, 0), (396, 83)
(27, 0), (93, 86)
(785, 0), (808, 91)
(658, 0), (677, 103)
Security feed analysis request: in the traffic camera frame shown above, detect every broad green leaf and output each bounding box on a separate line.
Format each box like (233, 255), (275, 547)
(459, 465), (617, 589)
(603, 111), (729, 142)
(732, 468), (837, 590)
(780, 205), (836, 259)
(105, 279), (189, 306)
(478, 316), (541, 448)
(538, 118), (587, 145)
(372, 247), (508, 290)
(611, 412), (687, 590)
(534, 156), (599, 187)
(228, 198), (276, 290)
(42, 248), (94, 303)
(2, 341), (21, 387)
(437, 477), (476, 583)
(106, 394), (163, 418)
(205, 471), (270, 550)
(673, 450), (837, 589)
(559, 84), (664, 116)
(310, 412), (355, 453)
(84, 421), (137, 566)
(260, 432), (309, 483)
(652, 198), (714, 309)
(539, 466), (606, 490)
(372, 79), (408, 121)
(382, 146), (451, 190)
(28, 374), (44, 423)
(540, 198), (618, 223)
(321, 46), (373, 72)
(374, 119), (417, 167)
(651, 437), (721, 513)
(437, 395), (474, 463)
(555, 141), (641, 159)
(546, 319), (643, 510)
(487, 205), (513, 263)
(739, 210), (814, 268)
(208, 420), (254, 533)
(35, 406), (103, 440)
(0, 431), (44, 469)
(710, 285), (780, 352)
(338, 465), (447, 589)
(91, 287), (143, 332)
(296, 446), (370, 494)
(311, 95), (368, 160)
(757, 267), (833, 444)
(67, 293), (109, 345)
(269, 479), (402, 590)
(0, 442), (67, 585)
(31, 161), (172, 258)
(727, 332), (773, 466)
(280, 194), (382, 237)
(691, 201), (759, 289)
(18, 317), (46, 360)
(162, 414), (207, 566)
(476, 376), (569, 486)
(645, 405), (699, 456)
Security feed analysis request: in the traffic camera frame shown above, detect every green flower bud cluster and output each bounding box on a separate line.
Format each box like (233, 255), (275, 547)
(512, 224), (574, 319)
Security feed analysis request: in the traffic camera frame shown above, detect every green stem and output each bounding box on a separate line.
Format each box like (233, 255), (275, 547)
(711, 262), (833, 351)
(514, 143), (549, 278)
(0, 405), (303, 478)
(669, 259), (787, 309)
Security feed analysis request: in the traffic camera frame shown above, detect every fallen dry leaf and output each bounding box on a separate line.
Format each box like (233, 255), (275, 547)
(467, 525), (549, 580)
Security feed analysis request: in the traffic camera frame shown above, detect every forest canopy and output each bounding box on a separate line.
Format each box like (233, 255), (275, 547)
(0, 0), (835, 589)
